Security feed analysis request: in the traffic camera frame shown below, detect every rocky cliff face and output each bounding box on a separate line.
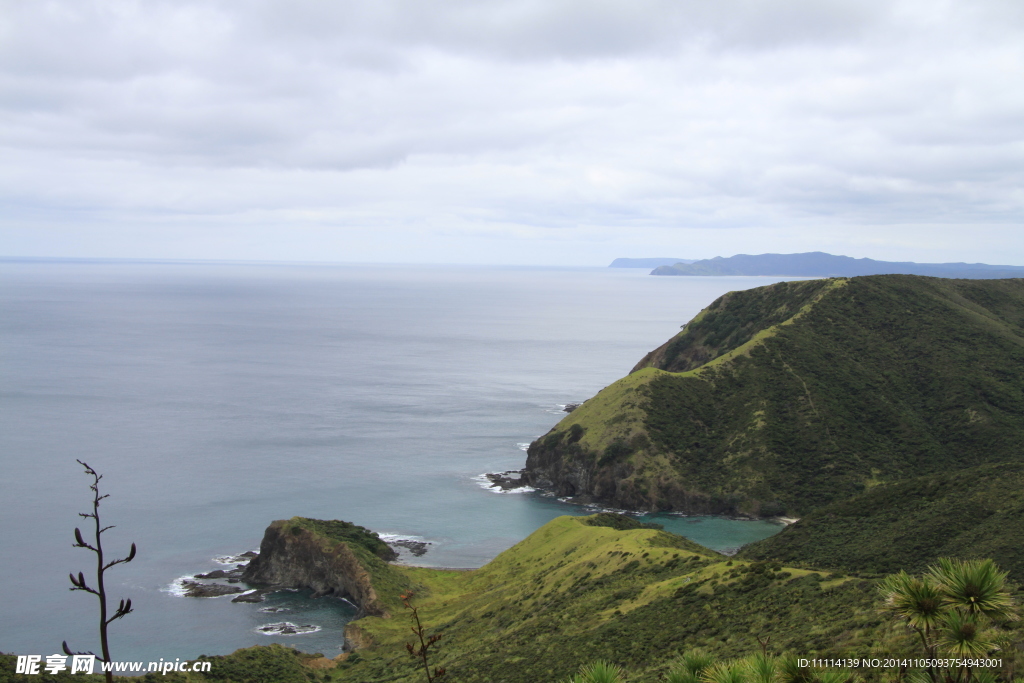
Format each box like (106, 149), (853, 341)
(524, 430), (737, 514)
(242, 520), (391, 617)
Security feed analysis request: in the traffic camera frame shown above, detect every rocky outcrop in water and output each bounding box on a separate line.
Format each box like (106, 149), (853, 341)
(241, 519), (401, 617)
(485, 469), (531, 491)
(181, 580), (247, 598)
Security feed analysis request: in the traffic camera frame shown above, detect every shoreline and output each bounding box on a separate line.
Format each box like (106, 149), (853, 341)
(481, 470), (800, 527)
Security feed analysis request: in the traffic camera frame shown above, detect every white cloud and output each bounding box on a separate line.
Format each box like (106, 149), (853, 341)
(1, 0), (1023, 264)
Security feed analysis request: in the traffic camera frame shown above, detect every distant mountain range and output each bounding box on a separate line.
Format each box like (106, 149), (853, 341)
(649, 251), (1024, 278)
(608, 257), (697, 267)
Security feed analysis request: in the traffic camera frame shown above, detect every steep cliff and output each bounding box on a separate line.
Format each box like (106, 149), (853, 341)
(524, 275), (1024, 515)
(242, 517), (412, 617)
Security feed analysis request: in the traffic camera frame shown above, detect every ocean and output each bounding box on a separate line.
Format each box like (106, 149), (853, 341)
(0, 262), (795, 661)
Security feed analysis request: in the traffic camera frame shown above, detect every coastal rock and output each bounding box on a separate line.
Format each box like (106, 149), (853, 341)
(257, 622), (319, 635)
(215, 551), (259, 565)
(524, 441), (729, 514)
(485, 469), (530, 491)
(181, 581), (246, 598)
(241, 519), (398, 617)
(195, 568), (245, 580)
(563, 403), (581, 413)
(387, 539), (431, 557)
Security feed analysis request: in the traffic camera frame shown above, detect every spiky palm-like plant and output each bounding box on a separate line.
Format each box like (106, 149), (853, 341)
(879, 559), (1017, 683)
(778, 655), (816, 683)
(930, 558), (1016, 620)
(563, 660), (627, 683)
(744, 653), (780, 683)
(940, 611), (990, 658)
(667, 650), (717, 683)
(702, 661), (750, 683)
(879, 570), (946, 662)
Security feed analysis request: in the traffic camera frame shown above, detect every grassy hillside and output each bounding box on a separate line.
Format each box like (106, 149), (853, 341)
(331, 515), (896, 683)
(738, 461), (1024, 582)
(525, 275), (1024, 516)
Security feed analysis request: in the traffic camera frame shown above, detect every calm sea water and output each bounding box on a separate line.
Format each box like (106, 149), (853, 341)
(0, 262), (794, 661)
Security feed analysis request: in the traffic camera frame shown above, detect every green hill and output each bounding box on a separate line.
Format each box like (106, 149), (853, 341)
(523, 275), (1024, 516)
(335, 515), (890, 683)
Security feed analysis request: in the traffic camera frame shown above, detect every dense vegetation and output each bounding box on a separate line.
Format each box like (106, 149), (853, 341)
(289, 517), (398, 562)
(526, 275), (1024, 516)
(738, 462), (1024, 582)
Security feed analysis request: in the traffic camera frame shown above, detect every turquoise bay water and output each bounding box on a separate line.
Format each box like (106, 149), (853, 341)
(0, 262), (793, 661)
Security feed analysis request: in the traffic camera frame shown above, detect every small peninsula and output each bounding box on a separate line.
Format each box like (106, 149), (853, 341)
(241, 517), (412, 618)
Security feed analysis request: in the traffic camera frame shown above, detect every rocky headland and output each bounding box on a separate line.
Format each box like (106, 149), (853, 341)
(239, 517), (411, 617)
(522, 275), (1024, 516)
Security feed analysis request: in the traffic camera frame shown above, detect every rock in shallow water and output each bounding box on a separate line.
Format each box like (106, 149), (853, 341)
(194, 567), (245, 580)
(257, 621), (319, 635)
(388, 539), (431, 557)
(181, 581), (246, 598)
(485, 469), (530, 491)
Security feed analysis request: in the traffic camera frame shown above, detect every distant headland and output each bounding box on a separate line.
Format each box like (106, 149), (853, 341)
(608, 257), (697, 268)
(645, 251), (1024, 278)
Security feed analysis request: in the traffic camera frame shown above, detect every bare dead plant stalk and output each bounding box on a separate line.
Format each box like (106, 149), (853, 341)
(63, 460), (137, 683)
(401, 591), (446, 682)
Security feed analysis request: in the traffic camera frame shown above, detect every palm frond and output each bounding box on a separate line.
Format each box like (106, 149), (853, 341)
(702, 661), (748, 683)
(574, 660), (627, 683)
(879, 570), (945, 631)
(778, 655), (815, 683)
(939, 610), (993, 658)
(743, 653), (779, 683)
(930, 558), (1015, 620)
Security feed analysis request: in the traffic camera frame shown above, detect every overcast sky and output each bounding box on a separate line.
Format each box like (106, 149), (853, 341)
(2, 0), (1023, 265)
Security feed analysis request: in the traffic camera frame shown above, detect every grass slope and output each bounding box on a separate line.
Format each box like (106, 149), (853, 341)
(526, 276), (1024, 516)
(330, 516), (904, 683)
